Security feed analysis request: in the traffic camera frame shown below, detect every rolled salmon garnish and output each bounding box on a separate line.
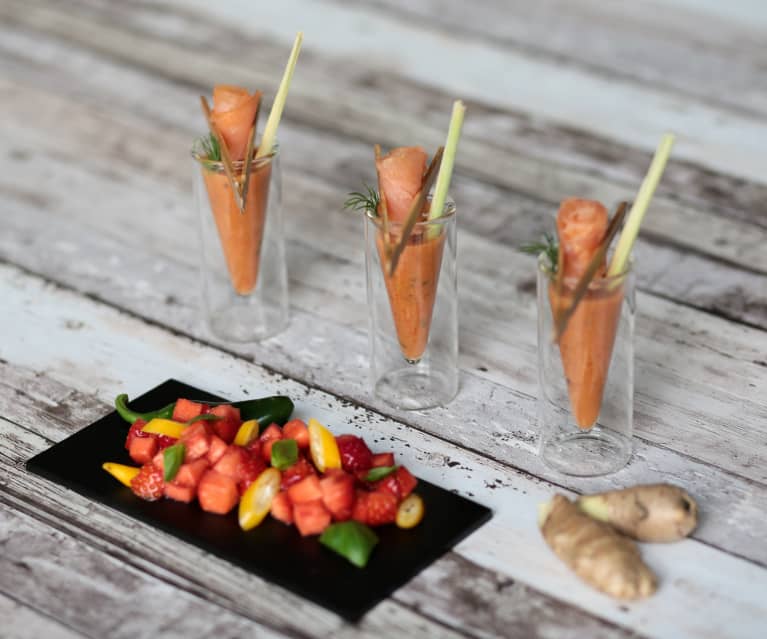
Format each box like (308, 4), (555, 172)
(375, 146), (428, 223)
(211, 86), (261, 162)
(556, 198), (608, 280)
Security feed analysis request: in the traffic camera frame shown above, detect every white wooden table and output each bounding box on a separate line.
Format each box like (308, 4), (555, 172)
(1, 1), (766, 637)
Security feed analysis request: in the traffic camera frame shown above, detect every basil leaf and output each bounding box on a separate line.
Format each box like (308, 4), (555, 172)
(271, 439), (298, 470)
(185, 414), (221, 425)
(319, 521), (379, 568)
(163, 443), (186, 482)
(365, 465), (398, 482)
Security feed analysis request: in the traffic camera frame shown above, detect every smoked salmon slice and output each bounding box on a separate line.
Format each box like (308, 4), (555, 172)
(210, 86), (261, 163)
(375, 146), (428, 223)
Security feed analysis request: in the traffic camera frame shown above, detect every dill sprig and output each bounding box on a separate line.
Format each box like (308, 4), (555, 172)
(520, 232), (559, 271)
(197, 133), (221, 162)
(344, 184), (380, 214)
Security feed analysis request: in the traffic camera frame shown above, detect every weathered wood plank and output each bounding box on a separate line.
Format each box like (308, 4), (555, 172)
(1, 265), (767, 639)
(0, 592), (86, 639)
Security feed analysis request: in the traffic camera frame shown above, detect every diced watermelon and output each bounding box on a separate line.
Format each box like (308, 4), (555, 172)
(280, 457), (316, 490)
(373, 474), (401, 501)
(206, 435), (228, 465)
(320, 471), (355, 521)
(172, 398), (209, 422)
(395, 466), (418, 498)
(197, 470), (239, 515)
(237, 454), (266, 495)
(209, 404), (242, 444)
(164, 483), (196, 503)
(129, 436), (158, 465)
(270, 491), (294, 525)
(371, 452), (395, 468)
(174, 458), (209, 489)
(282, 419), (310, 449)
(352, 490), (397, 526)
(259, 423), (283, 464)
(182, 424), (212, 461)
(287, 475), (323, 504)
(125, 419), (151, 450)
(293, 500), (331, 536)
(213, 445), (248, 480)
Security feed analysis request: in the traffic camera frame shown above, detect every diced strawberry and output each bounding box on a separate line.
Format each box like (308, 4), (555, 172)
(130, 463), (164, 501)
(373, 474), (401, 501)
(164, 483), (195, 503)
(287, 474), (323, 503)
(197, 470), (239, 515)
(209, 404), (241, 444)
(280, 457), (316, 489)
(237, 454), (266, 495)
(270, 491), (294, 525)
(245, 439), (262, 458)
(155, 435), (177, 450)
(371, 452), (395, 468)
(293, 500), (331, 536)
(282, 419), (310, 449)
(259, 423), (283, 464)
(320, 471), (355, 521)
(174, 458), (209, 489)
(172, 398), (209, 422)
(336, 435), (373, 472)
(395, 466), (418, 498)
(206, 435), (228, 465)
(129, 436), (158, 465)
(353, 490), (397, 526)
(213, 445), (248, 480)
(125, 419), (149, 450)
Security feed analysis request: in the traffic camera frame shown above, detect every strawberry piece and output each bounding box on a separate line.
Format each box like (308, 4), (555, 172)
(155, 435), (177, 450)
(209, 404), (241, 444)
(237, 454), (266, 495)
(129, 436), (158, 465)
(164, 483), (195, 503)
(130, 463), (164, 501)
(245, 439), (262, 458)
(353, 490), (397, 526)
(206, 435), (228, 465)
(259, 423), (283, 464)
(125, 419), (149, 450)
(197, 470), (239, 515)
(213, 445), (248, 480)
(320, 471), (355, 521)
(282, 419), (310, 449)
(270, 491), (294, 525)
(172, 398), (209, 422)
(181, 422), (212, 461)
(371, 452), (395, 468)
(395, 466), (418, 498)
(336, 435), (373, 472)
(373, 474), (401, 501)
(293, 500), (331, 536)
(174, 458), (209, 489)
(287, 474), (323, 503)
(280, 457), (316, 489)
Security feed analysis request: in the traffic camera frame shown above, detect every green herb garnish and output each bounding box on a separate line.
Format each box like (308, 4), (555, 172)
(271, 439), (299, 470)
(163, 443), (186, 482)
(198, 133), (221, 162)
(365, 465), (398, 482)
(344, 184), (380, 214)
(185, 413), (221, 425)
(520, 232), (559, 272)
(319, 521), (379, 568)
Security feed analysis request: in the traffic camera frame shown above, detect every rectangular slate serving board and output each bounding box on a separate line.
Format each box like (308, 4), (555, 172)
(26, 379), (492, 621)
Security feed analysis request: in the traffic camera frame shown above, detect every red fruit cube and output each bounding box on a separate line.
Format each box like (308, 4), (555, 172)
(209, 404), (242, 444)
(293, 500), (331, 536)
(396, 466), (418, 498)
(270, 491), (294, 525)
(371, 452), (395, 468)
(209, 404), (241, 422)
(336, 435), (373, 472)
(172, 399), (209, 422)
(353, 491), (397, 527)
(320, 472), (355, 521)
(129, 436), (158, 465)
(125, 419), (149, 450)
(213, 445), (248, 480)
(130, 463), (164, 501)
(237, 454), (266, 495)
(197, 470), (239, 515)
(206, 435), (228, 465)
(373, 475), (401, 501)
(174, 458), (209, 489)
(164, 483), (195, 503)
(280, 457), (316, 490)
(287, 474), (323, 504)
(282, 419), (310, 449)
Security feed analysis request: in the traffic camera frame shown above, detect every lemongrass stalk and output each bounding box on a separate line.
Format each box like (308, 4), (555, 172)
(608, 133), (675, 275)
(256, 31), (303, 159)
(429, 100), (465, 223)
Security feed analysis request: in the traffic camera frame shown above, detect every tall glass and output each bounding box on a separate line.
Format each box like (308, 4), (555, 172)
(537, 254), (635, 476)
(365, 197), (458, 410)
(192, 144), (288, 342)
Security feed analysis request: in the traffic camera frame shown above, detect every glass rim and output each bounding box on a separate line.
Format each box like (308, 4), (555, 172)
(537, 252), (634, 287)
(365, 195), (456, 228)
(190, 139), (279, 171)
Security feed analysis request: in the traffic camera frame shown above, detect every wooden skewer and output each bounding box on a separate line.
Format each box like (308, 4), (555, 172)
(388, 146), (444, 277)
(552, 201), (628, 342)
(200, 95), (243, 212)
(373, 144), (392, 262)
(240, 92), (263, 213)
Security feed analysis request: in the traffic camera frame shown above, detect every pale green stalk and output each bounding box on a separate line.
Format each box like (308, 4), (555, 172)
(428, 100), (465, 233)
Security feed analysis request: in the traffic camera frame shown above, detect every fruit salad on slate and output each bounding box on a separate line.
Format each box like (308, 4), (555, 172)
(104, 395), (425, 567)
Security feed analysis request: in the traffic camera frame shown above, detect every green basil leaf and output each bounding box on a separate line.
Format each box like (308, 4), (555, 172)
(185, 414), (221, 425)
(270, 439), (299, 470)
(319, 521), (379, 568)
(163, 443), (186, 482)
(365, 465), (398, 482)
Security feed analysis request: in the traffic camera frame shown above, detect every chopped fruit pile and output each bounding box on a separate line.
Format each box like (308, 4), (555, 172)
(104, 400), (425, 567)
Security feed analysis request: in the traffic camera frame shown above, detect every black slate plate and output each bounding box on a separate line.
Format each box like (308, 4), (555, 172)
(26, 379), (492, 621)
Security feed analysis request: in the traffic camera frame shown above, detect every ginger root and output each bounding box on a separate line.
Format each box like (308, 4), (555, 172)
(577, 483), (697, 543)
(540, 495), (657, 600)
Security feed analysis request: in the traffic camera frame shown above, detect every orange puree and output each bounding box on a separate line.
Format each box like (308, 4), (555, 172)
(378, 229), (445, 362)
(550, 280), (624, 429)
(203, 158), (272, 295)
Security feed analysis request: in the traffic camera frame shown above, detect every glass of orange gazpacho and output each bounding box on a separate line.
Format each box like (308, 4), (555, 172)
(365, 195), (458, 410)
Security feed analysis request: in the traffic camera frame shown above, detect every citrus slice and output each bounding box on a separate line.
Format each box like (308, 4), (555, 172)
(308, 418), (341, 472)
(234, 419), (260, 447)
(142, 418), (186, 439)
(238, 467), (280, 531)
(102, 462), (140, 488)
(396, 493), (424, 529)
